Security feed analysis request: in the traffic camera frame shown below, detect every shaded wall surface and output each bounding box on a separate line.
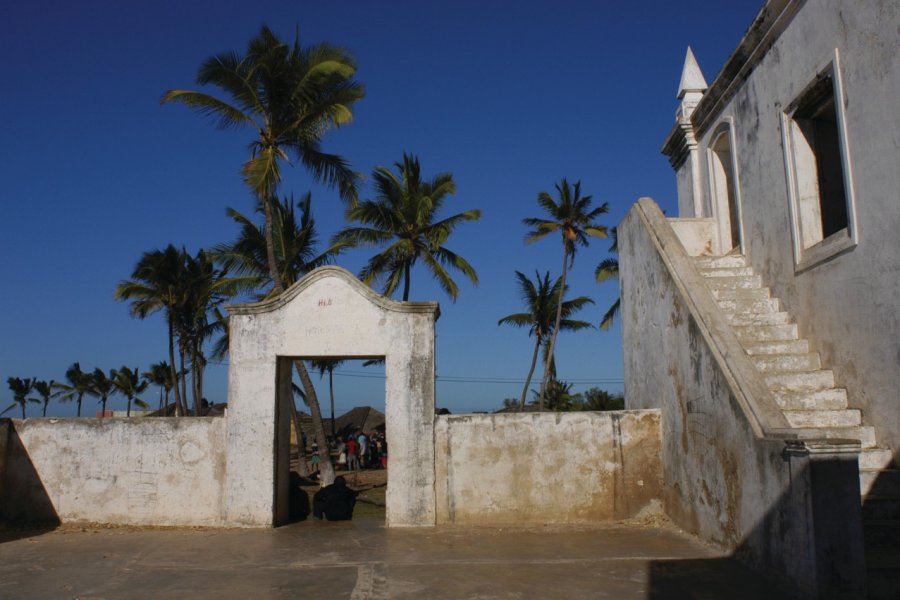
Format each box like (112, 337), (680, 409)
(619, 199), (865, 599)
(434, 411), (662, 525)
(1, 417), (226, 526)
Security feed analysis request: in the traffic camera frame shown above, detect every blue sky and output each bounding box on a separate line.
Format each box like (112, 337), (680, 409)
(0, 0), (763, 416)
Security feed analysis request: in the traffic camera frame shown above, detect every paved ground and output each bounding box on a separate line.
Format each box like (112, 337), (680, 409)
(0, 519), (792, 599)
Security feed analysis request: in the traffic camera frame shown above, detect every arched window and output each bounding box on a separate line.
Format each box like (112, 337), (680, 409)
(708, 123), (742, 252)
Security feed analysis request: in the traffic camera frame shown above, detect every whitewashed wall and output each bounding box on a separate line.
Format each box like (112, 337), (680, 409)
(434, 411), (662, 525)
(1, 417), (226, 526)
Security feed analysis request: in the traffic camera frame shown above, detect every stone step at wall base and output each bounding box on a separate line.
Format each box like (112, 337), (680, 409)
(862, 498), (900, 521)
(734, 323), (799, 342)
(859, 448), (897, 471)
(764, 369), (835, 390)
(743, 339), (810, 355)
(752, 353), (821, 372)
(791, 426), (877, 448)
(860, 469), (900, 499)
(699, 266), (756, 277)
(694, 256), (747, 268)
(783, 409), (861, 428)
(705, 276), (763, 290)
(712, 287), (771, 301)
(727, 311), (791, 326)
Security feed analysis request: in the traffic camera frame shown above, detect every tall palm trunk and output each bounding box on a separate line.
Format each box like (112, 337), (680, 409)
(294, 361), (335, 485)
(329, 368), (335, 439)
(402, 262), (411, 301)
(179, 347), (189, 416)
(540, 246), (570, 410)
(259, 194), (335, 485)
(520, 334), (542, 411)
(127, 395), (132, 418)
(77, 392), (83, 417)
(167, 315), (182, 416)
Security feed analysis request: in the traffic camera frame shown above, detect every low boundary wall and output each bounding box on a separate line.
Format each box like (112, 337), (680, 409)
(1, 417), (226, 526)
(434, 410), (662, 525)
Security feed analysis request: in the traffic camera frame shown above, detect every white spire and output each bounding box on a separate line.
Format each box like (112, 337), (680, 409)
(677, 47), (708, 99)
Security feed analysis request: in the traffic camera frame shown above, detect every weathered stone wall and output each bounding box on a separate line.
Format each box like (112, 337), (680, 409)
(434, 410), (662, 525)
(682, 0), (900, 450)
(1, 417), (226, 526)
(619, 199), (865, 598)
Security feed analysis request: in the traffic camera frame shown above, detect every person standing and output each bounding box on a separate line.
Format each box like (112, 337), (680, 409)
(346, 435), (359, 471)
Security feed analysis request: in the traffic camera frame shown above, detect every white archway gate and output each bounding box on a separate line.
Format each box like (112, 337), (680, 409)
(224, 266), (439, 527)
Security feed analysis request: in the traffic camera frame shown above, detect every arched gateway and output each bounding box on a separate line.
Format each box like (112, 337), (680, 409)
(224, 266), (439, 527)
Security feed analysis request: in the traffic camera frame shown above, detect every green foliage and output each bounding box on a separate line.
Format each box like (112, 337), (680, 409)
(498, 270), (593, 410)
(4, 376), (37, 418)
(31, 379), (55, 417)
(112, 366), (150, 417)
(162, 25), (364, 205)
(89, 368), (116, 415)
(333, 153), (481, 302)
(595, 227), (620, 331)
(53, 363), (92, 417)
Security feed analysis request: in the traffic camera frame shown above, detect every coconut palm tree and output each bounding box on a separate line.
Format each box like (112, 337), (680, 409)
(162, 25), (364, 293)
(115, 245), (187, 416)
(89, 369), (116, 416)
(213, 192), (338, 483)
(144, 362), (174, 412)
(334, 153), (481, 302)
(4, 377), (36, 418)
(53, 363), (93, 417)
(498, 271), (594, 411)
(595, 227), (620, 331)
(523, 179), (608, 406)
(112, 366), (149, 418)
(311, 359), (344, 439)
(32, 379), (55, 417)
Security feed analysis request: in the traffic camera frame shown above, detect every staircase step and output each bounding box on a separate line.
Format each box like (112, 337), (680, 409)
(773, 388), (848, 410)
(712, 287), (771, 301)
(727, 311), (791, 326)
(699, 266), (756, 277)
(860, 469), (900, 499)
(764, 369), (834, 391)
(784, 409), (861, 428)
(694, 255), (747, 269)
(734, 323), (798, 342)
(744, 339), (810, 355)
(863, 499), (900, 521)
(860, 448), (897, 471)
(791, 425), (876, 448)
(752, 353), (821, 372)
(716, 297), (781, 315)
(866, 565), (900, 600)
(705, 275), (763, 290)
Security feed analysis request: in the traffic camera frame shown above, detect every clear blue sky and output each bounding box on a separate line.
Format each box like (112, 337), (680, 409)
(1, 0), (763, 417)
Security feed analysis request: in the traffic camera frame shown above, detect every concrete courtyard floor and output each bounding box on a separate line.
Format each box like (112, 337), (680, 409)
(0, 518), (792, 599)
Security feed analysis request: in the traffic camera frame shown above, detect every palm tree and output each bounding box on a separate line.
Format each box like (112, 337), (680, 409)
(32, 379), (55, 417)
(536, 379), (576, 412)
(112, 366), (150, 418)
(523, 178), (608, 406)
(595, 227), (620, 331)
(115, 245), (187, 416)
(4, 377), (36, 418)
(88, 369), (116, 416)
(54, 363), (93, 417)
(144, 362), (174, 412)
(162, 25), (364, 293)
(334, 153), (481, 301)
(311, 359), (344, 439)
(213, 192), (338, 483)
(498, 271), (594, 410)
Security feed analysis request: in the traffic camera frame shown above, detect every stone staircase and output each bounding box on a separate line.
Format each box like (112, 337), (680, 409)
(695, 254), (899, 598)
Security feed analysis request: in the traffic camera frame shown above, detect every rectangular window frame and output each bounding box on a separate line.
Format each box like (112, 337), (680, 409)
(781, 49), (858, 273)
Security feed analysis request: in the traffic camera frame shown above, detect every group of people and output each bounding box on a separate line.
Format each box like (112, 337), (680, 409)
(337, 431), (387, 471)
